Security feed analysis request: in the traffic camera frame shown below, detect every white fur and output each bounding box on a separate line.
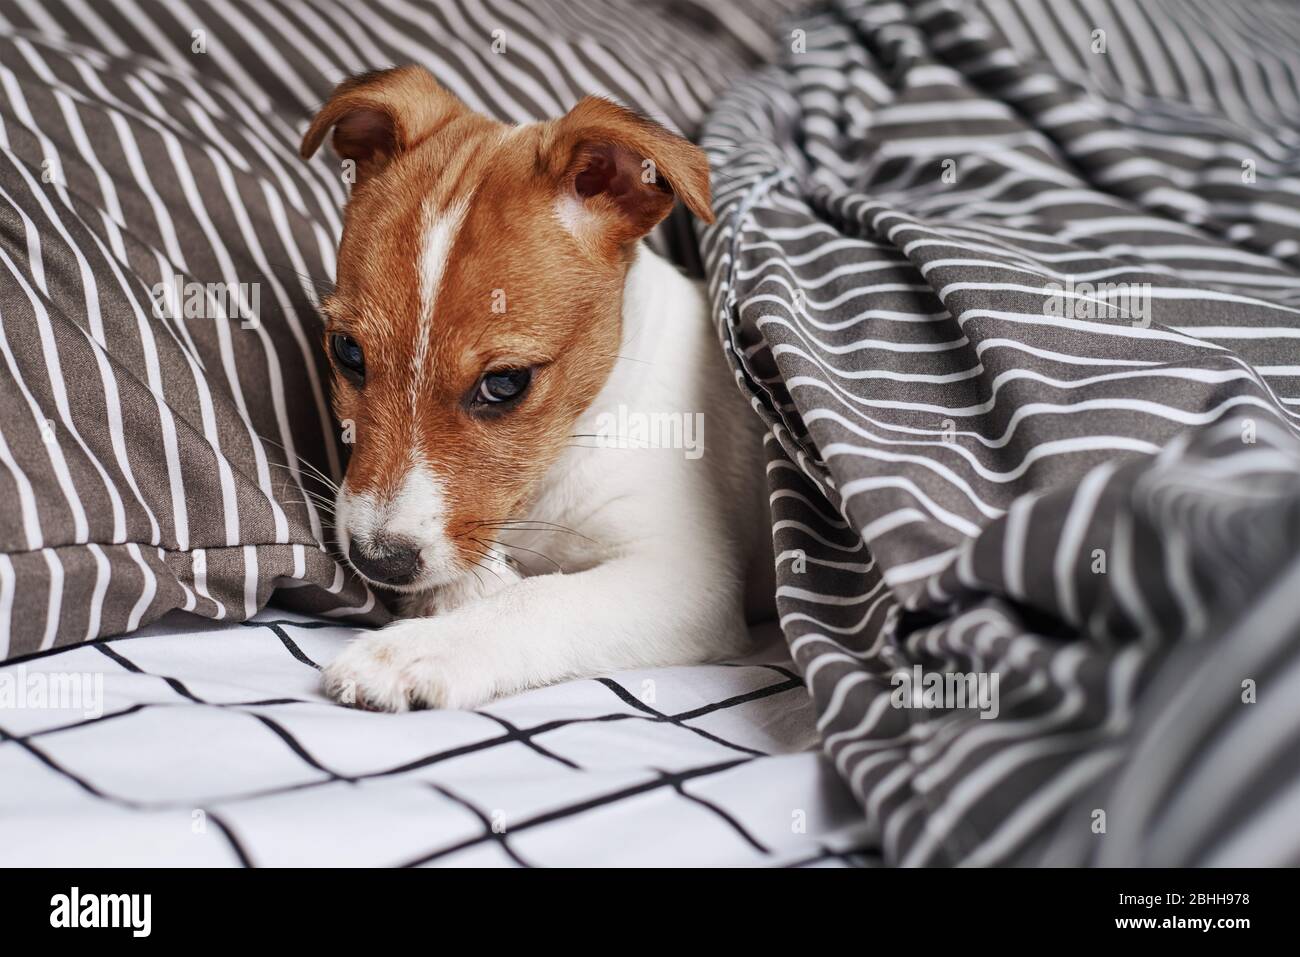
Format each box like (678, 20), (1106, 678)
(324, 246), (772, 711)
(411, 195), (470, 402)
(335, 458), (463, 590)
(552, 194), (592, 238)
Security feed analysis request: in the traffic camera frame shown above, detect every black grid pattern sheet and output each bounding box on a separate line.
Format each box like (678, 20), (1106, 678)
(0, 612), (875, 866)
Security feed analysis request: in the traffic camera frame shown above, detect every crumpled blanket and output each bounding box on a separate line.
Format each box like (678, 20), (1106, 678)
(699, 0), (1300, 865)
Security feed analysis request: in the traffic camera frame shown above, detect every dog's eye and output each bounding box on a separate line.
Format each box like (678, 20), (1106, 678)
(331, 334), (365, 382)
(474, 368), (532, 407)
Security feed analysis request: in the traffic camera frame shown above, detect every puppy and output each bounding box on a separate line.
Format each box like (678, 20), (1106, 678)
(300, 66), (772, 710)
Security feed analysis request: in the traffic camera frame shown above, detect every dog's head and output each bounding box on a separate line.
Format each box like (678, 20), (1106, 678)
(300, 66), (712, 592)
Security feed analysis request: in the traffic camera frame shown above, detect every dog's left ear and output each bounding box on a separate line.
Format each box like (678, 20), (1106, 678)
(300, 66), (465, 185)
(543, 97), (713, 251)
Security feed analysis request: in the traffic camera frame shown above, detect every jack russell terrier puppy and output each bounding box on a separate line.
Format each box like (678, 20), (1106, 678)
(300, 66), (772, 711)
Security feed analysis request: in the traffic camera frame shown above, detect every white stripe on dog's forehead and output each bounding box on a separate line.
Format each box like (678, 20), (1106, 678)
(409, 193), (471, 408)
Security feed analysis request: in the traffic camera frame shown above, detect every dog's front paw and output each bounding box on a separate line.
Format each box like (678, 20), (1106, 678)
(322, 620), (489, 711)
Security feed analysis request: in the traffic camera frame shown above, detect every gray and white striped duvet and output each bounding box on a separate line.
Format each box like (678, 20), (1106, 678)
(0, 0), (796, 658)
(700, 0), (1300, 864)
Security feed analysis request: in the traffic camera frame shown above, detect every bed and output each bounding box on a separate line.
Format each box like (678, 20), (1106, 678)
(2, 0), (1299, 868)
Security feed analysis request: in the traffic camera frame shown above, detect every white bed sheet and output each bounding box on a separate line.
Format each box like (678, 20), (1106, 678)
(0, 610), (873, 867)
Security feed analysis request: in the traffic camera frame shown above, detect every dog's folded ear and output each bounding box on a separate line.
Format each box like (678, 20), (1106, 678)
(542, 97), (714, 251)
(301, 66), (465, 185)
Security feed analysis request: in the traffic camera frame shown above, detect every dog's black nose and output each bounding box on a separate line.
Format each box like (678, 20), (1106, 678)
(348, 538), (420, 587)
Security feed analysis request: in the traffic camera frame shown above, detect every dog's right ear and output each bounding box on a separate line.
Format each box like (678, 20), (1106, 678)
(300, 66), (464, 185)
